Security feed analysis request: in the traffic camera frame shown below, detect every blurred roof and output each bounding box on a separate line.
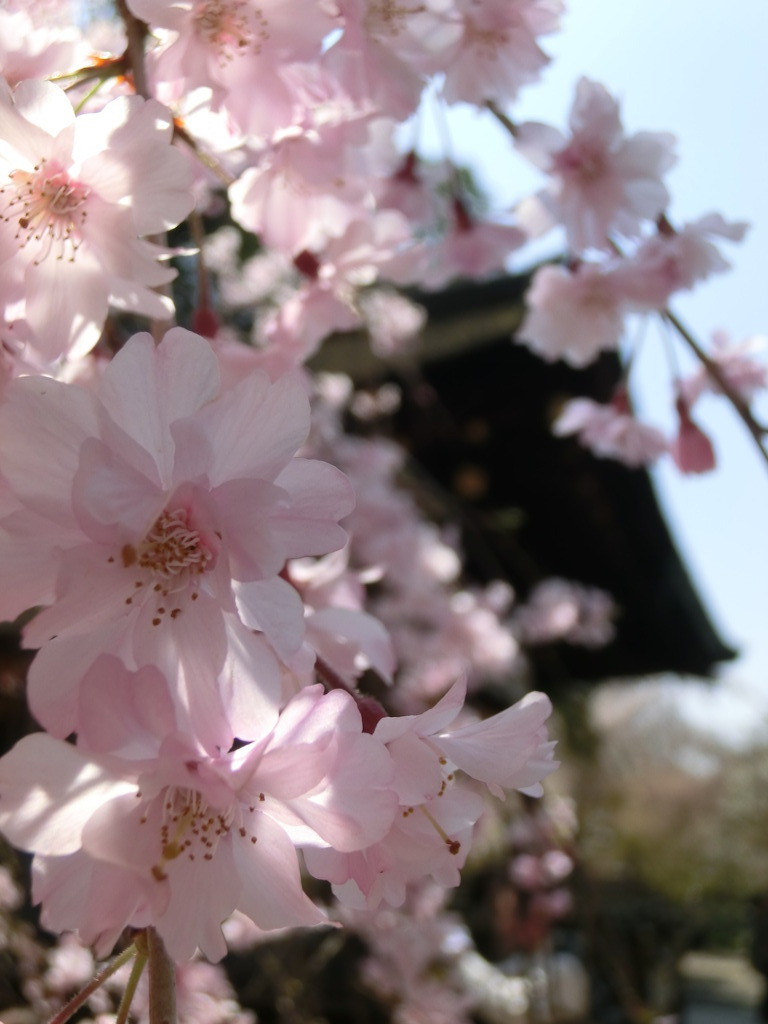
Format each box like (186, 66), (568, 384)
(318, 275), (736, 687)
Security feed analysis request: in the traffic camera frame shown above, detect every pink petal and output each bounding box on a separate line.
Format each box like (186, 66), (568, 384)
(233, 812), (327, 931)
(26, 619), (133, 738)
(436, 692), (555, 794)
(220, 618), (282, 743)
(0, 735), (135, 855)
(271, 458), (355, 557)
(0, 374), (99, 522)
(172, 371), (309, 487)
(234, 577), (306, 659)
(100, 330), (220, 487)
(374, 677), (466, 744)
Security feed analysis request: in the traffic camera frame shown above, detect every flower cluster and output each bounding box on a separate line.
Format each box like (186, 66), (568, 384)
(0, 328), (556, 961)
(512, 77), (762, 472)
(0, 0), (759, 1010)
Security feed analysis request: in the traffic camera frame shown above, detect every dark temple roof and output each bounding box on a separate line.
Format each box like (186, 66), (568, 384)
(318, 275), (736, 688)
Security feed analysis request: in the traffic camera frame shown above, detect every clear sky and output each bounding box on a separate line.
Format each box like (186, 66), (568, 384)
(415, 0), (768, 742)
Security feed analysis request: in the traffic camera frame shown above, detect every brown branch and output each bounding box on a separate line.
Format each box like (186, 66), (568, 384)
(606, 235), (768, 471)
(663, 308), (768, 470)
(147, 927), (177, 1024)
(47, 944), (137, 1024)
(116, 0), (150, 99)
(115, 0), (175, 343)
(174, 121), (237, 188)
(485, 99), (519, 139)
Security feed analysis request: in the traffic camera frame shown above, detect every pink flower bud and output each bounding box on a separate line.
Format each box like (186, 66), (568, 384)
(671, 397), (716, 474)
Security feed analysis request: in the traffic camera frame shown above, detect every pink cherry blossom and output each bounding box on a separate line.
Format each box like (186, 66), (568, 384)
(439, 0), (564, 106)
(678, 330), (768, 407)
(259, 211), (419, 360)
(0, 683), (396, 961)
(328, 0), (443, 121)
(513, 578), (616, 648)
(518, 262), (629, 367)
(616, 213), (749, 309)
(375, 150), (450, 229)
(306, 678), (556, 907)
(0, 328), (354, 749)
(552, 391), (669, 467)
(226, 58), (380, 256)
(0, 8), (86, 86)
(288, 549), (396, 688)
(130, 0), (336, 137)
(517, 77), (676, 250)
(422, 199), (527, 290)
(228, 134), (363, 258)
(0, 79), (193, 362)
(358, 289), (426, 357)
(377, 583), (521, 711)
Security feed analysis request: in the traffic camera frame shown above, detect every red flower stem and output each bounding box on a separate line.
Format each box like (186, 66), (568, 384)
(46, 943), (137, 1024)
(147, 927), (177, 1024)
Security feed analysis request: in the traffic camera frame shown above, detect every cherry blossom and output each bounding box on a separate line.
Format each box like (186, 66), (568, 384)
(374, 150), (450, 229)
(422, 199), (527, 290)
(259, 211), (419, 359)
(358, 288), (426, 357)
(306, 678), (556, 907)
(327, 0), (444, 121)
(616, 213), (749, 309)
(130, 0), (336, 137)
(553, 391), (669, 467)
(517, 262), (629, 366)
(0, 0), (750, 1005)
(0, 682), (397, 961)
(439, 0), (564, 106)
(0, 79), (193, 362)
(678, 330), (768, 407)
(0, 7), (86, 86)
(513, 579), (616, 648)
(0, 328), (354, 749)
(288, 549), (396, 688)
(516, 77), (676, 250)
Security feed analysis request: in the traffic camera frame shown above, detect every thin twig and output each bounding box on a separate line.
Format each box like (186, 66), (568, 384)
(115, 941), (149, 1024)
(116, 0), (150, 99)
(115, 0), (174, 343)
(54, 54), (127, 92)
(485, 99), (519, 139)
(174, 121), (236, 187)
(47, 944), (137, 1024)
(664, 307), (768, 468)
(607, 235), (768, 470)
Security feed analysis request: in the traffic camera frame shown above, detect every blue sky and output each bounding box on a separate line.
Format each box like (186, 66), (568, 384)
(415, 0), (768, 742)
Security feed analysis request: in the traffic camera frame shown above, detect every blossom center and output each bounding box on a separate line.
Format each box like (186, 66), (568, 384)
(124, 507), (212, 581)
(365, 1), (426, 37)
(554, 143), (606, 184)
(464, 18), (507, 58)
(0, 161), (90, 263)
(147, 786), (254, 878)
(193, 0), (266, 62)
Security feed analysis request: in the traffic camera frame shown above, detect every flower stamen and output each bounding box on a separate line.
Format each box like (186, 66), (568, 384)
(0, 161), (90, 264)
(134, 508), (212, 580)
